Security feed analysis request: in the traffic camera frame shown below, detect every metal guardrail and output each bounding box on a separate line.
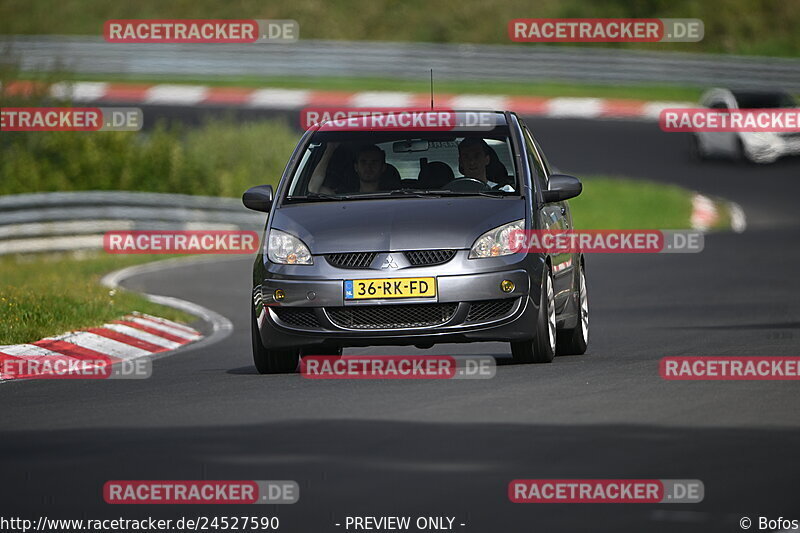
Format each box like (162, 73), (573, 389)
(0, 191), (265, 254)
(2, 36), (800, 91)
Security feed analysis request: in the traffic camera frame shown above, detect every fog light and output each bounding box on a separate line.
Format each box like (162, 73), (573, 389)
(274, 289), (286, 301)
(500, 280), (515, 293)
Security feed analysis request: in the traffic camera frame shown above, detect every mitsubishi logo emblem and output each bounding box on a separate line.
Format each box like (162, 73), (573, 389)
(381, 254), (399, 269)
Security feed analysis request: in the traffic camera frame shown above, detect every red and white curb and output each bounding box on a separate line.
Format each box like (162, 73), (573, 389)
(2, 256), (239, 383)
(2, 80), (692, 121)
(690, 194), (719, 231)
(690, 193), (747, 233)
(552, 257), (573, 274)
(0, 312), (202, 382)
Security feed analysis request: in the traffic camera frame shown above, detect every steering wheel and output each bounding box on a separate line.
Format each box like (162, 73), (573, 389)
(442, 177), (489, 192)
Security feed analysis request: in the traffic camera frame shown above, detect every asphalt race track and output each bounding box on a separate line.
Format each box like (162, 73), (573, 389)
(2, 110), (799, 532)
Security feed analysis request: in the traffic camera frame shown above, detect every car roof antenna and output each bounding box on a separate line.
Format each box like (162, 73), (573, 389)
(430, 68), (434, 109)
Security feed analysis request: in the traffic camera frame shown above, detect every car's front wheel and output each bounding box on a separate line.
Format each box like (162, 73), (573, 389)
(301, 346), (343, 357)
(511, 265), (556, 364)
(557, 260), (589, 355)
(690, 134), (708, 161)
(251, 307), (300, 374)
(735, 138), (751, 163)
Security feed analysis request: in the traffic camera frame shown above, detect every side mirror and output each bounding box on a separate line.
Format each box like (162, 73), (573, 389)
(542, 174), (582, 203)
(242, 185), (274, 212)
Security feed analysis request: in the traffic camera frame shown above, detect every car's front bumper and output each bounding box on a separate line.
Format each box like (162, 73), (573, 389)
(742, 132), (800, 163)
(253, 261), (541, 349)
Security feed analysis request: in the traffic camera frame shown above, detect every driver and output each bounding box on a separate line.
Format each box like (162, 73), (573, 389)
(353, 144), (387, 193)
(457, 138), (514, 192)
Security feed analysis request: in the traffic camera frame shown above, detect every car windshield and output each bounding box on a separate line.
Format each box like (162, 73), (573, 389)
(735, 92), (796, 109)
(284, 128), (519, 202)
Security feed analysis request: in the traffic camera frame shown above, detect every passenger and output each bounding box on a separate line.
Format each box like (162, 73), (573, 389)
(457, 137), (514, 192)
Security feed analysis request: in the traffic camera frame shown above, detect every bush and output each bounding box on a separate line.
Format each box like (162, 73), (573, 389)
(0, 118), (301, 197)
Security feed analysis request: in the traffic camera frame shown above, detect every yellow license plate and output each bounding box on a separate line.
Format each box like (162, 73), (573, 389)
(345, 277), (436, 300)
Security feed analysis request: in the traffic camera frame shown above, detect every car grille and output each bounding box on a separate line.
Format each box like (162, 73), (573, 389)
(466, 298), (516, 322)
(404, 249), (456, 266)
(326, 252), (377, 269)
(326, 303), (458, 329)
(326, 250), (456, 269)
(271, 308), (321, 328)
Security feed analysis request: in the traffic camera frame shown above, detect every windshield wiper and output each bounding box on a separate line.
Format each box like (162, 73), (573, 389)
(286, 192), (346, 202)
(289, 190), (445, 202)
(435, 190), (513, 197)
(289, 188), (517, 202)
(387, 189), (442, 198)
(370, 189), (512, 199)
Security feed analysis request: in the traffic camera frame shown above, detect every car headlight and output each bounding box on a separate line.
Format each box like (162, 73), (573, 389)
(469, 219), (525, 259)
(267, 229), (313, 265)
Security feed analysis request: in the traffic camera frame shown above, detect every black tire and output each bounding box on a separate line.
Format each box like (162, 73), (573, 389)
(251, 307), (300, 374)
(689, 135), (707, 161)
(557, 260), (589, 355)
(735, 138), (757, 164)
(300, 345), (343, 357)
(511, 265), (556, 364)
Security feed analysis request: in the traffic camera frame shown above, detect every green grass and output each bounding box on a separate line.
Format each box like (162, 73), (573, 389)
(0, 252), (195, 345)
(570, 176), (695, 229)
(1, 0), (799, 57)
(21, 72), (706, 102)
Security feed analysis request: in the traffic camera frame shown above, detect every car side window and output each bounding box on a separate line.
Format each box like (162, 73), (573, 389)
(532, 137), (553, 177)
(520, 122), (548, 189)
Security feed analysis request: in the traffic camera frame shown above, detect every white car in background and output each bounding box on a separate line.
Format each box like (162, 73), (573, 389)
(691, 88), (800, 164)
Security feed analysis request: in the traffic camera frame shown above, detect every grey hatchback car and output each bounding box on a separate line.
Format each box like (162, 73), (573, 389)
(243, 111), (589, 373)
